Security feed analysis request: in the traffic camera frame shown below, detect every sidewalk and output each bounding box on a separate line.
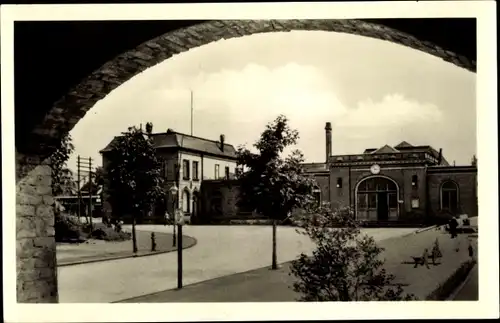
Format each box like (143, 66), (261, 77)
(57, 230), (197, 266)
(118, 223), (477, 302)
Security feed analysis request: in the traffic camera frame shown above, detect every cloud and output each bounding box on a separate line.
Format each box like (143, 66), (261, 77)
(338, 94), (443, 127)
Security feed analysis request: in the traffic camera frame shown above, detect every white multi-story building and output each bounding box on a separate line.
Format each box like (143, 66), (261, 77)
(100, 128), (237, 222)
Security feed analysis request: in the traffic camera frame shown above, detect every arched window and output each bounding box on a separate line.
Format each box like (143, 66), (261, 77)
(182, 189), (191, 213)
(356, 176), (398, 221)
(192, 190), (200, 219)
(441, 181), (459, 212)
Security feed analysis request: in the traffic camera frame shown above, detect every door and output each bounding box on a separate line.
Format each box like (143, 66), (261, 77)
(377, 192), (389, 221)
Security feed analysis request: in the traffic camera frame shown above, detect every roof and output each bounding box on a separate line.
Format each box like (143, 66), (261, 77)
(372, 144), (400, 154)
(394, 141), (413, 148)
(100, 129), (237, 159)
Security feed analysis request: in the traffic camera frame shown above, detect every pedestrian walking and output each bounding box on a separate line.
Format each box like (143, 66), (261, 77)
(449, 217), (458, 238)
(468, 240), (474, 259)
(422, 248), (430, 269)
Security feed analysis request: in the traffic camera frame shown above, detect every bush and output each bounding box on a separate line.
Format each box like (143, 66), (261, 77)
(83, 222), (132, 242)
(290, 205), (417, 301)
(54, 213), (86, 242)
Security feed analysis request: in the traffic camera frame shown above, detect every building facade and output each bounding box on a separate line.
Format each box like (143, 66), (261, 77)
(100, 128), (238, 223)
(198, 123), (478, 226)
(301, 123), (478, 224)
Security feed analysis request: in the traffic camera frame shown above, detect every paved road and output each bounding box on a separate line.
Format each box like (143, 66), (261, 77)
(57, 225), (416, 303)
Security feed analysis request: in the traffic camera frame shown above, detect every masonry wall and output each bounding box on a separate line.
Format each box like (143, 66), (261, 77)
(16, 152), (58, 303)
(199, 180), (241, 223)
(329, 165), (429, 222)
(427, 171), (478, 220)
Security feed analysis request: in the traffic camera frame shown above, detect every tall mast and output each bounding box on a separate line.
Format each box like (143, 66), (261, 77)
(190, 90), (194, 136)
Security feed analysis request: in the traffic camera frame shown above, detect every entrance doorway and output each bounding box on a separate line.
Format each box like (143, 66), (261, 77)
(356, 176), (399, 221)
(377, 192), (389, 221)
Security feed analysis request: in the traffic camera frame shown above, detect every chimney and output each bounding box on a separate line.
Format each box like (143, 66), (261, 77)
(220, 134), (225, 152)
(325, 122), (332, 162)
(438, 148), (443, 165)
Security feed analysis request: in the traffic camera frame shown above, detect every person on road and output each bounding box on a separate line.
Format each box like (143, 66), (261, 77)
(418, 248), (430, 269)
(449, 216), (458, 238)
(468, 239), (474, 260)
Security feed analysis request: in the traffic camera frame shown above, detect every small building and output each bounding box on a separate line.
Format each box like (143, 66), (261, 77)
(100, 128), (238, 223)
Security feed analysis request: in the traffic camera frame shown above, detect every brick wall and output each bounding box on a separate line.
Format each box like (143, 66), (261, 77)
(16, 152), (58, 303)
(427, 170), (478, 220)
(329, 166), (429, 222)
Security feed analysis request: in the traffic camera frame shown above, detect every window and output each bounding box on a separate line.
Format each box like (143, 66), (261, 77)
(336, 178), (343, 188)
(389, 193), (398, 208)
(215, 164), (220, 179)
(182, 160), (190, 180)
(368, 193), (377, 208)
(357, 193), (367, 208)
(182, 189), (190, 213)
(160, 160), (166, 177)
(225, 166), (230, 179)
(192, 161), (199, 180)
(411, 175), (418, 188)
(441, 181), (459, 212)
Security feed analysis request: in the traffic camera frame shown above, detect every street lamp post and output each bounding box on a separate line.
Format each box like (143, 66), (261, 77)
(169, 185), (178, 247)
(177, 214), (183, 289)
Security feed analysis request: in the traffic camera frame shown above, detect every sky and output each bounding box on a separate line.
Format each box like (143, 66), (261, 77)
(68, 30), (476, 172)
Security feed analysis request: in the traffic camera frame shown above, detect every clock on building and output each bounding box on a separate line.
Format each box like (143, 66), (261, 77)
(370, 164), (381, 174)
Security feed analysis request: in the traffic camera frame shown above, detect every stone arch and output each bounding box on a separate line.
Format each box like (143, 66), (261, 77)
(354, 175), (400, 221)
(15, 19), (477, 303)
(29, 19), (475, 158)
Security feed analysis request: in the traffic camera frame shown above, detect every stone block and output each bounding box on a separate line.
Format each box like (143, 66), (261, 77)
(35, 204), (53, 218)
(16, 191), (42, 206)
(16, 205), (35, 217)
(17, 182), (38, 196)
(33, 236), (55, 249)
(42, 194), (54, 206)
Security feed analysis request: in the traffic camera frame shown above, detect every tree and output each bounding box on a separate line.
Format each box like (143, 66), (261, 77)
(105, 123), (164, 253)
(236, 115), (317, 269)
(50, 133), (75, 196)
(290, 205), (417, 301)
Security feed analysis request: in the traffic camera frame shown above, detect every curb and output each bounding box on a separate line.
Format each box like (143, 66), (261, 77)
(415, 224), (438, 234)
(57, 236), (198, 267)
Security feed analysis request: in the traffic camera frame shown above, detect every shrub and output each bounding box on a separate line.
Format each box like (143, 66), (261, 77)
(83, 222), (132, 242)
(54, 213), (86, 242)
(290, 205), (417, 301)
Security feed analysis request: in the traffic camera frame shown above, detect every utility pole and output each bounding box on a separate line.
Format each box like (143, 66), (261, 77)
(77, 156), (93, 230)
(77, 155), (81, 222)
(89, 157), (93, 230)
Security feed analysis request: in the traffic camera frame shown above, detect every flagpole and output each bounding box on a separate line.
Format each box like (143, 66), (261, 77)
(190, 90), (193, 136)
